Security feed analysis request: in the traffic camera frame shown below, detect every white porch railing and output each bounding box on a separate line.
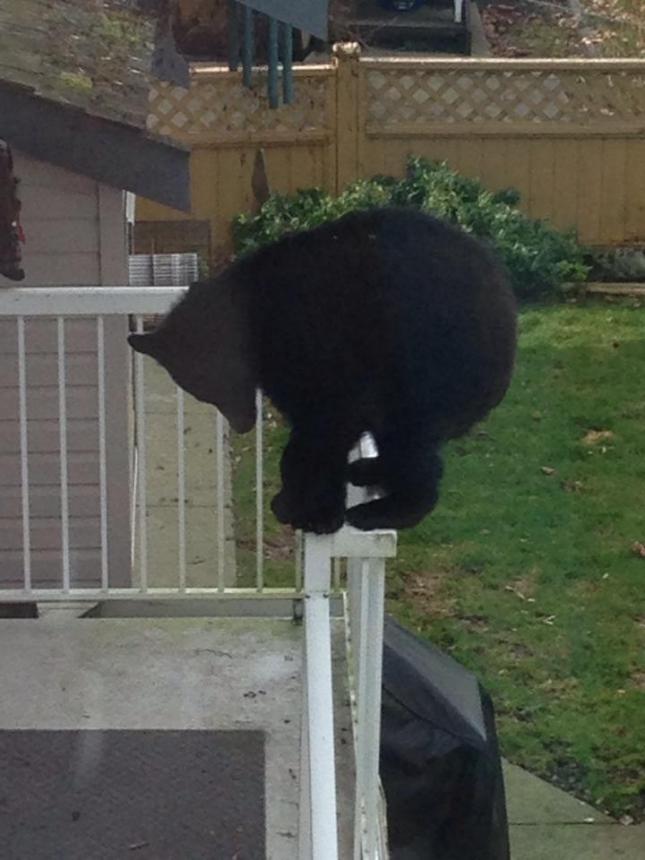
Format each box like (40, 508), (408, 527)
(0, 286), (397, 858)
(301, 506), (396, 860)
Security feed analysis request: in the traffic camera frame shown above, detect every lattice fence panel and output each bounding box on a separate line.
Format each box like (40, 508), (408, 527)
(366, 67), (645, 129)
(148, 73), (330, 141)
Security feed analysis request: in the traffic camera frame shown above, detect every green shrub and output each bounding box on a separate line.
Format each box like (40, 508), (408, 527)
(232, 157), (589, 299)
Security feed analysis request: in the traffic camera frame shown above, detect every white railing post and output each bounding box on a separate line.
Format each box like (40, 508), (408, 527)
(300, 534), (339, 860)
(352, 558), (386, 859)
(344, 435), (393, 860)
(299, 431), (396, 860)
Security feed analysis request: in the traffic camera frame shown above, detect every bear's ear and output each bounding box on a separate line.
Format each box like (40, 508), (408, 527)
(127, 332), (161, 357)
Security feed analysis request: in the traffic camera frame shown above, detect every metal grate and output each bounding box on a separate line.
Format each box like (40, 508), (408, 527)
(128, 253), (199, 287)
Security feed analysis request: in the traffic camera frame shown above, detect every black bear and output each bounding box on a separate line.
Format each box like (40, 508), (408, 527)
(128, 207), (517, 533)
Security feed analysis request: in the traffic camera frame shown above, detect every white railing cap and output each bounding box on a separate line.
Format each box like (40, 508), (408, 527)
(329, 526), (397, 559)
(0, 286), (188, 316)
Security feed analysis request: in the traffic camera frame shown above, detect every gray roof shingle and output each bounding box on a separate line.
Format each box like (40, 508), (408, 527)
(0, 1), (167, 127)
(0, 0), (191, 209)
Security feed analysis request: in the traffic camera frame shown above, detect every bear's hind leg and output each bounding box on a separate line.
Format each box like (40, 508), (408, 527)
(346, 431), (443, 531)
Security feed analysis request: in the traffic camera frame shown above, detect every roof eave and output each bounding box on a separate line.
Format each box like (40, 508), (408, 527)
(0, 82), (191, 212)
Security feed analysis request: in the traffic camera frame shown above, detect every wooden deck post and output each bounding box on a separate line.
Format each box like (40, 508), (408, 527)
(333, 42), (362, 194)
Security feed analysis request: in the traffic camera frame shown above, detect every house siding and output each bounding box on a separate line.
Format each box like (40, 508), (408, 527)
(0, 152), (131, 589)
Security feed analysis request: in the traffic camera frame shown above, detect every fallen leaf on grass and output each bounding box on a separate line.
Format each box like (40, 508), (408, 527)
(582, 429), (615, 446)
(631, 541), (645, 558)
(403, 572), (456, 618)
(541, 466), (556, 475)
(630, 671), (645, 691)
(562, 479), (584, 493)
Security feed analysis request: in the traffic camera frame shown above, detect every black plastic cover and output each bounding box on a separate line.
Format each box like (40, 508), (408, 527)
(381, 616), (510, 860)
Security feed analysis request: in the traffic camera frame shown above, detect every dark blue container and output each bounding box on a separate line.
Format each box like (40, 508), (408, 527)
(380, 0), (426, 11)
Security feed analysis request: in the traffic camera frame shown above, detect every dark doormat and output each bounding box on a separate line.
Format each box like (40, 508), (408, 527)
(0, 729), (265, 860)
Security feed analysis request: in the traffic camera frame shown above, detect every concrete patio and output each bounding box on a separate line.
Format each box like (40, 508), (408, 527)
(0, 608), (355, 859)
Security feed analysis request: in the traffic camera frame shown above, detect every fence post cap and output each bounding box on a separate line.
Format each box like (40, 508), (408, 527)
(333, 42), (362, 61)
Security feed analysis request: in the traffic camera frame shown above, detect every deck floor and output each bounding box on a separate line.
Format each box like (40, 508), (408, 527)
(0, 610), (354, 859)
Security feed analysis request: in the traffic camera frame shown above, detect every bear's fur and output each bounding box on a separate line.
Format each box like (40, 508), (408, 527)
(129, 207), (517, 533)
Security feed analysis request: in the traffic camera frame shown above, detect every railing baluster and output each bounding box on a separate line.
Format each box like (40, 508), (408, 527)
(134, 315), (148, 592)
(177, 387), (187, 591)
(302, 534), (339, 860)
(216, 409), (226, 591)
(97, 317), (109, 590)
(57, 317), (71, 592)
(295, 529), (303, 592)
(353, 559), (370, 859)
(255, 388), (264, 592)
(347, 559), (362, 706)
(17, 316), (31, 593)
(363, 559), (386, 858)
(130, 447), (138, 571)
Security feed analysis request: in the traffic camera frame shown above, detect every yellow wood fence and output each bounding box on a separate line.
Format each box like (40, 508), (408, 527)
(137, 46), (645, 262)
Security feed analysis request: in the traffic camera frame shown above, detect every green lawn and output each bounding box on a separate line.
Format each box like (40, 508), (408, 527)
(391, 298), (645, 821)
(233, 298), (645, 820)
